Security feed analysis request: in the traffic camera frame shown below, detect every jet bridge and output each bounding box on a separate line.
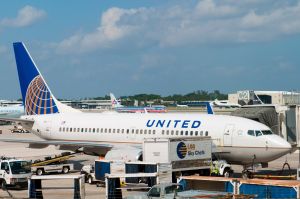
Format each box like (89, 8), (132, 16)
(231, 106), (280, 134)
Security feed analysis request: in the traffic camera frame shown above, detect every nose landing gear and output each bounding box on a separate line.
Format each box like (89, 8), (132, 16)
(242, 155), (256, 179)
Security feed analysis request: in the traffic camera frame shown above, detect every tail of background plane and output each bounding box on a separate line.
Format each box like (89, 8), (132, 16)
(13, 42), (80, 115)
(110, 93), (123, 108)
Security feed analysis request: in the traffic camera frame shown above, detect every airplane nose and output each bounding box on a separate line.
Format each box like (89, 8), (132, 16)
(270, 135), (292, 151)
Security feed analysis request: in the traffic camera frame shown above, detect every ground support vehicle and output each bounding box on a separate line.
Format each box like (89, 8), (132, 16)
(81, 160), (124, 186)
(0, 157), (31, 189)
(31, 152), (74, 175)
(10, 125), (29, 133)
(125, 183), (230, 199)
(210, 160), (233, 177)
(80, 164), (95, 184)
(143, 137), (232, 177)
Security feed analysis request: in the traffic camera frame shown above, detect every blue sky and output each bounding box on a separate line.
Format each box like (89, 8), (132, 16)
(1, 0), (300, 99)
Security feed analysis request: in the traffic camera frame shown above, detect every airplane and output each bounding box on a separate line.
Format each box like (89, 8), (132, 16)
(176, 104), (189, 108)
(0, 42), (292, 175)
(0, 104), (24, 118)
(211, 99), (241, 108)
(110, 93), (167, 113)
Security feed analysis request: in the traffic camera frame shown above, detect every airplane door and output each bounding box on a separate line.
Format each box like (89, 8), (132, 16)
(223, 124), (234, 146)
(43, 120), (52, 139)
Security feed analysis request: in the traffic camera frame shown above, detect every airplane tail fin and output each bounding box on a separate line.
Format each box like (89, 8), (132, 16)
(110, 93), (123, 108)
(13, 42), (79, 115)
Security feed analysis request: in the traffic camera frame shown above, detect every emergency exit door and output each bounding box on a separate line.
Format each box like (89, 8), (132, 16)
(223, 124), (234, 146)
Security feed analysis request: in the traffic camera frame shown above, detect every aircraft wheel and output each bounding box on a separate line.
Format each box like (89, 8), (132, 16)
(62, 166), (70, 174)
(223, 169), (233, 178)
(1, 180), (7, 190)
(88, 176), (93, 184)
(242, 170), (252, 179)
(36, 168), (44, 176)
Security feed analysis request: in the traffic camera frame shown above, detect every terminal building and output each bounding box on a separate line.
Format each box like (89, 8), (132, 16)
(228, 90), (300, 106)
(61, 99), (111, 110)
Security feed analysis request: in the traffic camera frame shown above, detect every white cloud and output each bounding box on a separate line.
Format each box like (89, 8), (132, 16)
(57, 7), (142, 53)
(0, 5), (46, 28)
(56, 0), (300, 53)
(195, 0), (237, 17)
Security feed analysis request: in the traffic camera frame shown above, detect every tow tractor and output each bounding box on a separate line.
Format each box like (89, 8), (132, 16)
(210, 160), (233, 177)
(31, 152), (74, 175)
(0, 157), (32, 189)
(10, 125), (29, 133)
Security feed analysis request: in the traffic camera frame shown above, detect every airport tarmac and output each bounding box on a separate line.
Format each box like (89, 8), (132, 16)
(0, 125), (298, 198)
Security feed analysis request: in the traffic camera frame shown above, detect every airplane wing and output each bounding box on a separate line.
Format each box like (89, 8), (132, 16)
(0, 138), (113, 148)
(0, 138), (141, 151)
(0, 117), (34, 124)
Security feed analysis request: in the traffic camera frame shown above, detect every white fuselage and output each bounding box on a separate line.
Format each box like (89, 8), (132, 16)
(22, 113), (291, 165)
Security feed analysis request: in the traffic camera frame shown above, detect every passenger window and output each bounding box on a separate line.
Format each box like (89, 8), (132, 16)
(190, 131), (193, 136)
(85, 128), (87, 132)
(132, 129), (134, 134)
(66, 128), (69, 132)
(144, 129), (147, 134)
(63, 127), (65, 132)
(200, 131), (203, 136)
(176, 130), (179, 135)
(140, 129), (143, 134)
(109, 129), (111, 133)
(122, 129), (124, 134)
(59, 127), (61, 132)
(185, 131), (188, 136)
(105, 128), (107, 133)
(96, 128), (99, 133)
(136, 129), (139, 134)
(89, 128), (91, 133)
(113, 129), (115, 133)
(171, 130), (174, 135)
(153, 130), (156, 134)
(205, 131), (208, 136)
(117, 129), (120, 133)
(162, 130), (164, 135)
(77, 128), (80, 132)
(166, 130), (169, 135)
(70, 128), (72, 132)
(195, 131), (198, 136)
(256, 130), (263, 136)
(180, 131), (184, 136)
(149, 130), (151, 134)
(126, 129), (129, 134)
(93, 128), (95, 133)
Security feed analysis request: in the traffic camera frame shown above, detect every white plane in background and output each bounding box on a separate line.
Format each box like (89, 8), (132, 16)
(212, 99), (241, 108)
(176, 104), (189, 108)
(0, 42), (292, 171)
(0, 104), (24, 118)
(110, 93), (167, 113)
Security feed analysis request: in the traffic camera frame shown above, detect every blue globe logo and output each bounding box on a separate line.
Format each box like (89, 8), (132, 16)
(25, 75), (58, 115)
(177, 142), (187, 159)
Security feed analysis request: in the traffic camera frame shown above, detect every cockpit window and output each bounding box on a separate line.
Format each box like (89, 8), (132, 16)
(255, 130), (263, 136)
(247, 130), (255, 136)
(262, 130), (273, 135)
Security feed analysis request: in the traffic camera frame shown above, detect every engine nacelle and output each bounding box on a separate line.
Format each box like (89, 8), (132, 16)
(105, 148), (143, 162)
